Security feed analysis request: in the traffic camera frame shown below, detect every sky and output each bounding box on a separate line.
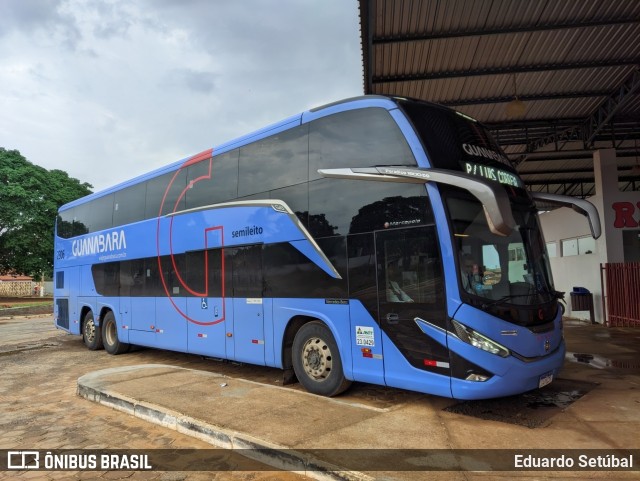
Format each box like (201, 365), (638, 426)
(0, 0), (363, 193)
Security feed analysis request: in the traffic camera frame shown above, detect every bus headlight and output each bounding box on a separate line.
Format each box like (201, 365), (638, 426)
(451, 320), (510, 358)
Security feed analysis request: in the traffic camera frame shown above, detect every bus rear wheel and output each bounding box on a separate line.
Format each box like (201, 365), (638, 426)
(102, 311), (130, 355)
(292, 321), (351, 397)
(82, 311), (103, 350)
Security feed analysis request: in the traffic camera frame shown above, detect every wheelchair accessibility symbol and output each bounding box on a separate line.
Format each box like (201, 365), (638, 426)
(201, 299), (208, 310)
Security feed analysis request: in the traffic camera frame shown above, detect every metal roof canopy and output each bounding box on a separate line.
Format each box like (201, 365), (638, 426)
(359, 0), (640, 197)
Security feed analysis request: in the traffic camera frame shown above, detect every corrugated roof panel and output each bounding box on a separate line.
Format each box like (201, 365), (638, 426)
(362, 0), (640, 194)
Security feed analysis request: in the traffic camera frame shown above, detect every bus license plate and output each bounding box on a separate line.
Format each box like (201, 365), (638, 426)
(538, 372), (553, 388)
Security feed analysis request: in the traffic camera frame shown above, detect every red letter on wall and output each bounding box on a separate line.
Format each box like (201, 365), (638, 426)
(612, 202), (639, 228)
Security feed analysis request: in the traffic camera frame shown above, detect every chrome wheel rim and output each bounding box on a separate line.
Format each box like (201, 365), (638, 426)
(301, 337), (332, 381)
(84, 319), (95, 342)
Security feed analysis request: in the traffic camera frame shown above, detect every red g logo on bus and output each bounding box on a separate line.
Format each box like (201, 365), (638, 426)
(156, 148), (225, 326)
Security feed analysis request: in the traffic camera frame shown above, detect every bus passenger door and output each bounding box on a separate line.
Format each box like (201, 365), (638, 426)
(229, 245), (265, 365)
(186, 244), (228, 359)
(375, 226), (451, 397)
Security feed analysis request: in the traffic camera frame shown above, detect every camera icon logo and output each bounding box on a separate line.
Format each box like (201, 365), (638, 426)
(7, 451), (40, 469)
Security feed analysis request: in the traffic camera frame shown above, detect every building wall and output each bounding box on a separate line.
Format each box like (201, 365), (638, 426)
(0, 281), (35, 298)
(538, 149), (640, 324)
(539, 202), (603, 322)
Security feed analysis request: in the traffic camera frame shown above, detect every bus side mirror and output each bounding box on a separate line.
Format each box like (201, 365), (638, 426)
(318, 167), (516, 237)
(530, 192), (601, 239)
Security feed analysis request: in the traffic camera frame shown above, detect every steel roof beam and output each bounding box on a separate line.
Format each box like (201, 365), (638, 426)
(372, 59), (640, 83)
(497, 131), (640, 145)
(507, 147), (640, 162)
(372, 18), (640, 45)
(512, 68), (640, 158)
(486, 118), (640, 129)
(519, 166), (638, 176)
(442, 90), (611, 106)
(524, 174), (640, 186)
(584, 68), (640, 145)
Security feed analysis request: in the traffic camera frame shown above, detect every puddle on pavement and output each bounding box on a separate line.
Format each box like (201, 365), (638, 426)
(566, 352), (640, 370)
(443, 378), (597, 428)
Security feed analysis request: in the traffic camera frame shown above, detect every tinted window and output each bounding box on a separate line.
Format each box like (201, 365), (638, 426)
(309, 108), (416, 181)
(93, 254), (226, 298)
(57, 210), (74, 238)
(127, 259), (146, 297)
(270, 183), (309, 227)
(92, 262), (119, 296)
(68, 194), (114, 234)
(308, 179), (432, 237)
(398, 100), (515, 173)
(146, 170), (187, 218)
(144, 257), (163, 297)
(238, 125), (309, 197)
(72, 211), (89, 236)
(186, 250), (206, 295)
(160, 254), (185, 296)
(347, 233), (377, 312)
(228, 245), (263, 298)
(90, 194), (115, 232)
(114, 183), (147, 226)
(186, 150), (239, 209)
(207, 248), (226, 297)
(263, 241), (347, 298)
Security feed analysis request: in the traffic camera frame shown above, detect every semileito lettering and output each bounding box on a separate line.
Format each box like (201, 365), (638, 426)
(231, 225), (264, 239)
(72, 230), (127, 257)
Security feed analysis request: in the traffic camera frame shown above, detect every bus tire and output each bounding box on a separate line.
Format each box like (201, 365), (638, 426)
(82, 311), (103, 351)
(292, 321), (351, 397)
(102, 311), (130, 355)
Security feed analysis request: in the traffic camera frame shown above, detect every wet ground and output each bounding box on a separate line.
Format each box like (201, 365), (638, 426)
(3, 315), (640, 480)
(445, 378), (598, 428)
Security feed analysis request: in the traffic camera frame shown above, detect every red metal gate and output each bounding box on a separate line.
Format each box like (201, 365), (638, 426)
(601, 262), (640, 327)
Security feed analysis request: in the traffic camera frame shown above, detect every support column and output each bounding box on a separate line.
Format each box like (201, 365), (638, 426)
(593, 149), (623, 263)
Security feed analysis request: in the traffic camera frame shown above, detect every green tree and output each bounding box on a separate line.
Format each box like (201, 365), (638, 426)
(0, 148), (92, 277)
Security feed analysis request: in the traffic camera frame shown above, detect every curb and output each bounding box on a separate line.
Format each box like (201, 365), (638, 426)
(77, 370), (372, 481)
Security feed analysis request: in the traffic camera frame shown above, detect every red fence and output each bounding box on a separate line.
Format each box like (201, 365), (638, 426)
(601, 262), (640, 327)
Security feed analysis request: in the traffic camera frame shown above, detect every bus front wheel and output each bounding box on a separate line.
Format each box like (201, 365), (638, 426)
(102, 311), (130, 355)
(292, 321), (351, 397)
(82, 311), (103, 350)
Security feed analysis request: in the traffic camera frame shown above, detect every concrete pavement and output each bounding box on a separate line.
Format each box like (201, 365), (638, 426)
(76, 321), (640, 481)
(0, 315), (305, 481)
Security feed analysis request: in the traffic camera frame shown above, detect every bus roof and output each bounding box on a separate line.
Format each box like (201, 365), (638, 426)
(59, 95), (405, 212)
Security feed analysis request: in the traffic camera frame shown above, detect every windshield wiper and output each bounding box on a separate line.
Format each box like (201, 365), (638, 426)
(481, 294), (533, 309)
(481, 290), (562, 309)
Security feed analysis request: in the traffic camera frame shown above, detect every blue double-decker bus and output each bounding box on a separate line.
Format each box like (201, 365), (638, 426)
(54, 96), (600, 399)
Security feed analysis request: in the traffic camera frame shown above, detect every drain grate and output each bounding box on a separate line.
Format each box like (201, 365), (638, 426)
(444, 378), (597, 428)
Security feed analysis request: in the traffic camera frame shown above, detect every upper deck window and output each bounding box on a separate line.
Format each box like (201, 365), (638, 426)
(309, 107), (416, 181)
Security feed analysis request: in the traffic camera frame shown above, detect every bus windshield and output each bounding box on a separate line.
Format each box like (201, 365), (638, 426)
(444, 187), (556, 313)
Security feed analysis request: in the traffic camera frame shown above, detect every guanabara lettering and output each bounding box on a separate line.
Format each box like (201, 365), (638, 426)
(72, 230), (127, 257)
(462, 143), (510, 165)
